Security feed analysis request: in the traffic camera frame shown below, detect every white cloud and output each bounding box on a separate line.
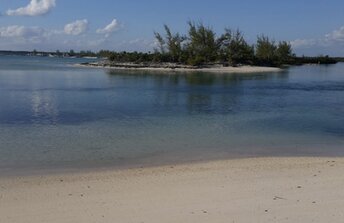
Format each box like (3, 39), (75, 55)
(96, 19), (120, 37)
(0, 25), (46, 38)
(325, 26), (344, 42)
(6, 0), (56, 16)
(290, 38), (317, 48)
(0, 25), (52, 47)
(64, 19), (88, 35)
(291, 25), (344, 50)
(0, 20), (155, 52)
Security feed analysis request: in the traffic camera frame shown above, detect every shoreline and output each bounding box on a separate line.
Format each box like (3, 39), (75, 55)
(2, 153), (340, 179)
(0, 155), (292, 179)
(1, 157), (344, 223)
(77, 62), (282, 74)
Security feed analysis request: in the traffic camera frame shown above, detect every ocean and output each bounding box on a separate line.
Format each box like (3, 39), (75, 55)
(0, 55), (343, 175)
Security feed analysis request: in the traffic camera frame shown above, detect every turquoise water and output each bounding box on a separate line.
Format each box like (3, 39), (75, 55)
(0, 55), (344, 175)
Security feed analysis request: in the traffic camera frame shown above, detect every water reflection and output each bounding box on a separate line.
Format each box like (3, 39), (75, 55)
(31, 91), (59, 125)
(106, 69), (289, 86)
(106, 70), (290, 115)
(0, 69), (293, 124)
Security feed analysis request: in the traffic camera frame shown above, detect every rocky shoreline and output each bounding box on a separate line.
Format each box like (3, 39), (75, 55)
(79, 60), (282, 73)
(81, 60), (218, 69)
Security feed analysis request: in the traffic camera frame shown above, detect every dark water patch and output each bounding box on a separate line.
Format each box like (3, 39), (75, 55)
(324, 126), (344, 137)
(250, 82), (344, 92)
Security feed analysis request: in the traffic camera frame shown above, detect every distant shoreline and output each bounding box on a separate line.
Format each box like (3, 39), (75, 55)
(77, 61), (282, 74)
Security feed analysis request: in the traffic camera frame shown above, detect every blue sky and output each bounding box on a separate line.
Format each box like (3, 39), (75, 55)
(1, 0), (344, 56)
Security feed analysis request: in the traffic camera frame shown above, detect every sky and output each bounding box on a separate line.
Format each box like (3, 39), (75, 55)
(0, 0), (344, 56)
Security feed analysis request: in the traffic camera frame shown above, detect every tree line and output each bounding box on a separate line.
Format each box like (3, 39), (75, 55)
(104, 22), (336, 67)
(153, 22), (294, 67)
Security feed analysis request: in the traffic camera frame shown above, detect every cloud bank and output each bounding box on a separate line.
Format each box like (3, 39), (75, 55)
(0, 17), (153, 52)
(6, 0), (56, 16)
(0, 25), (46, 38)
(64, 19), (88, 35)
(290, 25), (344, 56)
(291, 26), (344, 49)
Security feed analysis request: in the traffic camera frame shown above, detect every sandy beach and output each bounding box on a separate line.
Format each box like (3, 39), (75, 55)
(78, 63), (282, 74)
(1, 157), (344, 223)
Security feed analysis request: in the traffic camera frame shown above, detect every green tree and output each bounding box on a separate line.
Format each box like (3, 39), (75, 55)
(163, 25), (186, 63)
(219, 29), (254, 66)
(68, 49), (76, 57)
(186, 21), (218, 66)
(154, 25), (186, 63)
(56, 50), (61, 57)
(154, 31), (166, 54)
(98, 50), (113, 58)
(255, 35), (277, 66)
(276, 41), (293, 64)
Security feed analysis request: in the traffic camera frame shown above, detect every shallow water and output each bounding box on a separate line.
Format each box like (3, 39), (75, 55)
(0, 56), (343, 175)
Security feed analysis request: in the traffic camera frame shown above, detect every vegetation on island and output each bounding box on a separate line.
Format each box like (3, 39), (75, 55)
(0, 21), (340, 67)
(102, 22), (337, 67)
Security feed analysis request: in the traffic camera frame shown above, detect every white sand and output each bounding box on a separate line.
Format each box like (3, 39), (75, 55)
(1, 157), (344, 223)
(78, 64), (282, 73)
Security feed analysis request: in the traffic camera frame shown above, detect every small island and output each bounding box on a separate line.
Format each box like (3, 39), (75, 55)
(80, 21), (338, 73)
